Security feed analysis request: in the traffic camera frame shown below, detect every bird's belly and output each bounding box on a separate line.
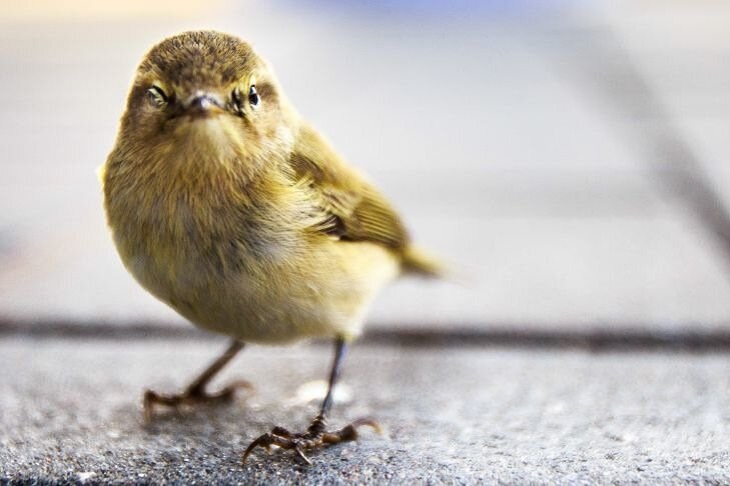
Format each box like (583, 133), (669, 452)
(182, 282), (341, 344)
(118, 232), (398, 344)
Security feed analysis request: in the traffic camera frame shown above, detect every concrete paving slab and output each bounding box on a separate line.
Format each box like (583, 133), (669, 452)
(2, 336), (730, 483)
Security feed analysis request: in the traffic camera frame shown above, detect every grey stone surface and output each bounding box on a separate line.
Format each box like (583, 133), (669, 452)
(2, 336), (730, 483)
(1, 2), (730, 330)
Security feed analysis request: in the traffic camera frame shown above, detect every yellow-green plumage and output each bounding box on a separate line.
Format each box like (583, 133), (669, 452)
(102, 30), (439, 345)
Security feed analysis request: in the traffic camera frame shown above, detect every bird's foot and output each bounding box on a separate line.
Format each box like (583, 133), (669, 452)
(143, 380), (252, 421)
(242, 414), (380, 465)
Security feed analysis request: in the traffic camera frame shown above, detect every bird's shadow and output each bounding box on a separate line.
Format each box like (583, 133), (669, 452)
(139, 399), (258, 434)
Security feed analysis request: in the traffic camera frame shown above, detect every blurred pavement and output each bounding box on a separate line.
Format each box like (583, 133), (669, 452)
(1, 0), (730, 331)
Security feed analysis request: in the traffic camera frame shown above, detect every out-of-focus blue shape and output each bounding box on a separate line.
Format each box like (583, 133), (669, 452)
(288, 0), (572, 16)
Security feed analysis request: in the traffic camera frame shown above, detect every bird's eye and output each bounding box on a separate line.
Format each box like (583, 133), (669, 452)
(231, 85), (259, 116)
(147, 85), (167, 108)
(248, 85), (259, 107)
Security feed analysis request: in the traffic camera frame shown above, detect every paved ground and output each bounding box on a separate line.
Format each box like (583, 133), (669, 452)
(3, 336), (730, 483)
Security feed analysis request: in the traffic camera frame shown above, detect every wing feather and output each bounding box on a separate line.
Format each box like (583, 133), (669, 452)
(288, 125), (409, 251)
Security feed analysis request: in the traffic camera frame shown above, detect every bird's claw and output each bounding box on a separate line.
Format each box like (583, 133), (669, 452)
(242, 416), (380, 465)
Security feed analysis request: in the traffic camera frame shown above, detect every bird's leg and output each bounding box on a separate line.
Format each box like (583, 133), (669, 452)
(242, 338), (380, 465)
(144, 340), (251, 420)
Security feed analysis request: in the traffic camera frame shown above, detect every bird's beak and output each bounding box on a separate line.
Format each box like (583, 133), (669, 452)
(183, 91), (225, 117)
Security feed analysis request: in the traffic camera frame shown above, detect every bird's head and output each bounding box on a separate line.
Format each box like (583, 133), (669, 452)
(116, 31), (297, 176)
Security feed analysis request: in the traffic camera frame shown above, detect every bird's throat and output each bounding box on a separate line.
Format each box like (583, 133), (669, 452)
(175, 116), (244, 162)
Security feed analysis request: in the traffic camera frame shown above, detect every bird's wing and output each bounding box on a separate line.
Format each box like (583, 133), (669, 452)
(287, 123), (409, 251)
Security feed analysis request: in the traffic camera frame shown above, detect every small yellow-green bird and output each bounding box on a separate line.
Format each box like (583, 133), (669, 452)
(102, 30), (440, 464)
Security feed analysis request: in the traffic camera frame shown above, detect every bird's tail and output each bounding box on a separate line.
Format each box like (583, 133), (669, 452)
(401, 245), (446, 278)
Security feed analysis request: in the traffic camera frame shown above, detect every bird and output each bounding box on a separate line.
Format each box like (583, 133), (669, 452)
(101, 30), (440, 464)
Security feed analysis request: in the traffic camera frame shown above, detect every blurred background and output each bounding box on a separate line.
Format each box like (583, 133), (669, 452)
(1, 0), (729, 337)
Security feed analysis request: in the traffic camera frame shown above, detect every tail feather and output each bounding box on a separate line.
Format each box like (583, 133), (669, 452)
(401, 245), (445, 278)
